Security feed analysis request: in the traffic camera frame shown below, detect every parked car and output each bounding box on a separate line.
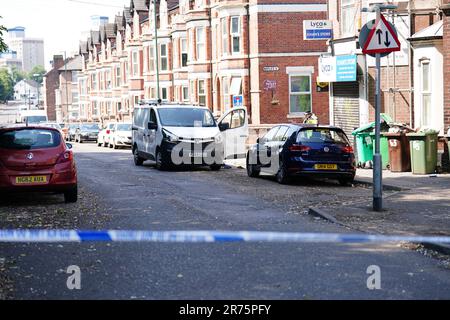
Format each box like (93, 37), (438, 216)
(0, 125), (77, 203)
(74, 123), (100, 143)
(17, 109), (48, 124)
(97, 122), (116, 147)
(246, 124), (356, 185)
(109, 122), (132, 149)
(132, 102), (248, 170)
(67, 123), (79, 141)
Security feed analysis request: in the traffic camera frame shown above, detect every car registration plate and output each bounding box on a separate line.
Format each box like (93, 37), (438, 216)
(189, 152), (206, 158)
(16, 176), (48, 184)
(314, 164), (337, 170)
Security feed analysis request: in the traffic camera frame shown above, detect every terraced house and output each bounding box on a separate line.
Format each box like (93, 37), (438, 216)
(75, 0), (330, 127)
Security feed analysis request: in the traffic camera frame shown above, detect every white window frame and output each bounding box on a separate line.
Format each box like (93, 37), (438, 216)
(230, 16), (241, 54)
(180, 38), (188, 67)
(222, 18), (228, 56)
(132, 50), (139, 77)
(160, 44), (168, 71)
(115, 66), (121, 87)
(198, 79), (206, 105)
(161, 87), (168, 101)
(196, 27), (205, 61)
(182, 85), (189, 102)
(340, 0), (356, 37)
(105, 69), (112, 90)
(149, 45), (155, 72)
(420, 59), (432, 127)
(222, 77), (230, 110)
(289, 73), (312, 115)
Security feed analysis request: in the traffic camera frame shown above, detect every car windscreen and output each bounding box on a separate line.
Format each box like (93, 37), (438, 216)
(297, 128), (350, 145)
(157, 108), (216, 127)
(81, 124), (99, 130)
(24, 116), (47, 123)
(116, 124), (131, 131)
(0, 129), (61, 150)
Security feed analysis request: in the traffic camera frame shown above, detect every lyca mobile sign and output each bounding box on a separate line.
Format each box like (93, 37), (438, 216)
(303, 20), (332, 40)
(318, 55), (357, 82)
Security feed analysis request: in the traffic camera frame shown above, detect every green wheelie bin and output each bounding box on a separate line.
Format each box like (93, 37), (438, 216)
(353, 131), (373, 168)
(369, 132), (390, 169)
(406, 130), (438, 174)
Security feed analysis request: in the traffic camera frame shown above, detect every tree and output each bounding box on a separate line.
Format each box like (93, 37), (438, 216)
(0, 16), (7, 53)
(28, 65), (46, 85)
(0, 68), (14, 102)
(10, 65), (26, 84)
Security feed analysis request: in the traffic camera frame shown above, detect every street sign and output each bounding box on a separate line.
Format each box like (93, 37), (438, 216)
(303, 20), (333, 40)
(361, 14), (400, 55)
(232, 95), (243, 108)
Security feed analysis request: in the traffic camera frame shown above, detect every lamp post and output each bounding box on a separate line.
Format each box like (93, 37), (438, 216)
(153, 0), (160, 100)
(33, 73), (40, 108)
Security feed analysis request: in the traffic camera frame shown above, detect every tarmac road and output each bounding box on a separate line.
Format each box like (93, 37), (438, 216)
(0, 142), (449, 299)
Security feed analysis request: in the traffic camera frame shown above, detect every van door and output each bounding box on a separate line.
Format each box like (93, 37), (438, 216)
(217, 107), (248, 159)
(144, 108), (158, 159)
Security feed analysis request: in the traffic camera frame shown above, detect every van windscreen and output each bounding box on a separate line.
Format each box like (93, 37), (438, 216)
(157, 108), (216, 127)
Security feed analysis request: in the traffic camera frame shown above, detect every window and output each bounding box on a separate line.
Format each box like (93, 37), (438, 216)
(341, 0), (356, 36)
(92, 73), (97, 91)
(107, 101), (112, 114)
(289, 75), (311, 114)
(93, 101), (99, 116)
(149, 45), (155, 71)
(160, 44), (168, 71)
(198, 80), (206, 105)
(132, 50), (139, 76)
(161, 87), (168, 101)
(222, 78), (230, 110)
(230, 109), (245, 129)
(180, 38), (188, 67)
(263, 126), (280, 142)
(105, 70), (111, 89)
(72, 71), (79, 83)
(230, 16), (240, 54)
(117, 102), (122, 112)
(274, 126), (289, 141)
(134, 96), (140, 106)
(222, 18), (228, 55)
(230, 77), (242, 96)
(421, 61), (431, 127)
(182, 85), (189, 102)
(72, 92), (79, 104)
(196, 27), (205, 61)
(124, 62), (129, 82)
(115, 66), (121, 87)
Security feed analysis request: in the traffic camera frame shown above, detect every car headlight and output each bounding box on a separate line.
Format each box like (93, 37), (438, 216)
(162, 128), (179, 142)
(214, 133), (223, 144)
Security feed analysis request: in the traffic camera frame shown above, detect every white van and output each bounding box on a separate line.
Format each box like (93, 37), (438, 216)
(17, 109), (48, 124)
(132, 102), (248, 170)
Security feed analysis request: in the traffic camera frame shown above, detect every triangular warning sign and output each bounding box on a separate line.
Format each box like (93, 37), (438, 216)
(362, 14), (401, 55)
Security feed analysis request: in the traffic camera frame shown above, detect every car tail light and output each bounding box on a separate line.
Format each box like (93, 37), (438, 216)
(342, 146), (354, 153)
(56, 150), (73, 164)
(289, 144), (311, 152)
(106, 130), (110, 134)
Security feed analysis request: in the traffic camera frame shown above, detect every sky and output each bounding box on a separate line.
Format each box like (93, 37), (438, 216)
(1, 0), (129, 70)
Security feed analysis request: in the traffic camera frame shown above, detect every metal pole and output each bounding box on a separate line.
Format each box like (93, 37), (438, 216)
(373, 8), (382, 211)
(154, 0), (160, 100)
(64, 51), (69, 123)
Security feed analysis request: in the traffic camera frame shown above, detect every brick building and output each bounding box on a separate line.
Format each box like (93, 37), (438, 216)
(74, 0), (330, 127)
(43, 55), (65, 121)
(323, 0), (445, 137)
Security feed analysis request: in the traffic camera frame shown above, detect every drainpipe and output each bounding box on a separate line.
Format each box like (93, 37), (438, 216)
(246, 4), (252, 121)
(408, 6), (413, 127)
(208, 6), (214, 111)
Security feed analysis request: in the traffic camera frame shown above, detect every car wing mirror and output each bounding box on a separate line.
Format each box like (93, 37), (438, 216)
(148, 122), (158, 130)
(66, 143), (73, 149)
(219, 122), (230, 131)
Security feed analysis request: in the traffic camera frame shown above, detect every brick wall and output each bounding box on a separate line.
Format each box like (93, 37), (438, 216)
(44, 55), (64, 121)
(443, 4), (450, 130)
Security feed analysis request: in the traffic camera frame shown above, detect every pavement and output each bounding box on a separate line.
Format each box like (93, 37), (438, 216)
(0, 142), (449, 299)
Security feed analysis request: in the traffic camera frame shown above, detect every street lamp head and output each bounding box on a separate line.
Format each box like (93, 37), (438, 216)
(361, 3), (398, 12)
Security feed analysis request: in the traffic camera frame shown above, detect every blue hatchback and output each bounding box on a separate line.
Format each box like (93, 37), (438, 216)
(246, 124), (356, 184)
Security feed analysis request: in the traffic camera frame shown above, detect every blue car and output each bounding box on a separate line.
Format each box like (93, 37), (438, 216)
(246, 124), (356, 185)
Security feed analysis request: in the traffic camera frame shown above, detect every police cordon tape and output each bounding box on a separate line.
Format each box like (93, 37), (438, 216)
(0, 229), (450, 244)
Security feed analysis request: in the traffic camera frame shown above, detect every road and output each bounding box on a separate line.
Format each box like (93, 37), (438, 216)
(0, 142), (449, 299)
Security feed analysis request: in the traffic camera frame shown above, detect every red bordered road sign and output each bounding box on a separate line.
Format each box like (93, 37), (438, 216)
(362, 14), (401, 55)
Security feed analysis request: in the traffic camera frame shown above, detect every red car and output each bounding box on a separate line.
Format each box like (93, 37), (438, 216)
(0, 125), (78, 203)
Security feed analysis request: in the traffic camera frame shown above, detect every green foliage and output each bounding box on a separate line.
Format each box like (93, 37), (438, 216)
(0, 16), (7, 53)
(28, 65), (46, 85)
(10, 65), (27, 84)
(0, 68), (14, 102)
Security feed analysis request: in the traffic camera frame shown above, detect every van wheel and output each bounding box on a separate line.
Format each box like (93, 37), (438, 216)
(155, 150), (170, 171)
(276, 159), (290, 184)
(133, 147), (144, 166)
(113, 141), (118, 149)
(64, 186), (78, 203)
(246, 153), (260, 178)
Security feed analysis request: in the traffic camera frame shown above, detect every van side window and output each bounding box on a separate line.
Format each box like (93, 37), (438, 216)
(150, 109), (157, 124)
(230, 110), (245, 129)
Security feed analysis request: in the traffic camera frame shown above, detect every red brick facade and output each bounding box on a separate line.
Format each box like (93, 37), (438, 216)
(443, 2), (450, 130)
(43, 55), (64, 121)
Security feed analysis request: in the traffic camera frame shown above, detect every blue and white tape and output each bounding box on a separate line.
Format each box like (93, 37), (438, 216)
(0, 229), (449, 244)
